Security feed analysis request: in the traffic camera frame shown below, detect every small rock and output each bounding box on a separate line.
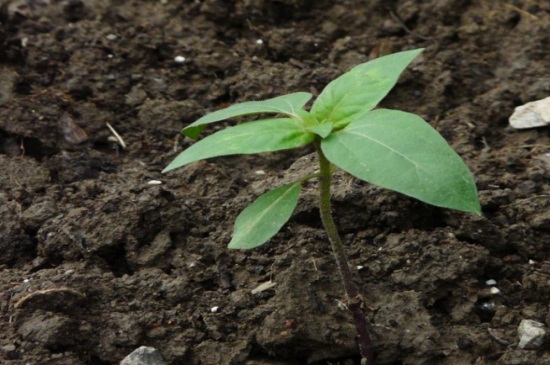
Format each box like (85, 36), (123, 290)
(509, 96), (550, 129)
(518, 319), (546, 349)
(120, 346), (167, 365)
(59, 113), (89, 145)
(2, 344), (16, 352)
(174, 55), (186, 63)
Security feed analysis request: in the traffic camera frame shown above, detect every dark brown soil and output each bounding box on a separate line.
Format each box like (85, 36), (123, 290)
(1, 1), (550, 364)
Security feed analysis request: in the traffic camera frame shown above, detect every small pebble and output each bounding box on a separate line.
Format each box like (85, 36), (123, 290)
(174, 55), (186, 63)
(210, 306), (219, 313)
(509, 96), (550, 129)
(105, 34), (117, 40)
(485, 279), (497, 286)
(255, 39), (264, 45)
(2, 344), (16, 352)
(147, 180), (162, 185)
(518, 319), (546, 349)
(120, 346), (167, 365)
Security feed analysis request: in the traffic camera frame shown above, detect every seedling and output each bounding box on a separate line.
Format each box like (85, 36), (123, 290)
(163, 49), (480, 364)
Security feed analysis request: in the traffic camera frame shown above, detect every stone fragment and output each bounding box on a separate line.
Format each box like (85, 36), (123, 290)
(59, 113), (89, 145)
(517, 319), (546, 349)
(120, 346), (167, 365)
(509, 96), (550, 129)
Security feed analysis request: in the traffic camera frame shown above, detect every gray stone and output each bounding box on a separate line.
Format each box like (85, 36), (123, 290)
(518, 319), (546, 349)
(120, 346), (167, 365)
(509, 97), (550, 129)
(2, 344), (16, 352)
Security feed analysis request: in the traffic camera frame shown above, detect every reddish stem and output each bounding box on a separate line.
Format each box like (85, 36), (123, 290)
(315, 142), (375, 365)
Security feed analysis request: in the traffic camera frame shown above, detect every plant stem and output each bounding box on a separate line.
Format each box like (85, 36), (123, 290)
(315, 141), (375, 365)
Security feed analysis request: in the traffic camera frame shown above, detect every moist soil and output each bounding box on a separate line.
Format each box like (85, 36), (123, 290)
(1, 1), (550, 364)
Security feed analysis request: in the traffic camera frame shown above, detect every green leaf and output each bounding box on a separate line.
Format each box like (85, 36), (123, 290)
(183, 92), (313, 139)
(229, 182), (302, 249)
(163, 118), (314, 172)
(311, 49), (424, 129)
(321, 109), (480, 213)
(307, 123), (333, 138)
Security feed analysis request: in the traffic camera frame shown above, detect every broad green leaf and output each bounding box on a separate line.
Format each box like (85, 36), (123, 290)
(321, 109), (480, 213)
(311, 49), (424, 129)
(183, 92), (313, 139)
(307, 123), (333, 138)
(163, 118), (313, 172)
(229, 182), (302, 249)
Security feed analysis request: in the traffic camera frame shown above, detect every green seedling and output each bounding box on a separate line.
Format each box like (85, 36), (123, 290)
(163, 49), (480, 364)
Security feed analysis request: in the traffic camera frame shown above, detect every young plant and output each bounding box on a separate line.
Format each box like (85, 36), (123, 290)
(163, 49), (480, 364)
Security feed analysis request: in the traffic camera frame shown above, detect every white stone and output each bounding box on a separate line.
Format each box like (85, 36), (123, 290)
(210, 306), (219, 313)
(509, 96), (550, 129)
(174, 55), (186, 63)
(485, 279), (497, 286)
(120, 346), (167, 365)
(147, 180), (162, 185)
(256, 39), (264, 45)
(518, 319), (546, 349)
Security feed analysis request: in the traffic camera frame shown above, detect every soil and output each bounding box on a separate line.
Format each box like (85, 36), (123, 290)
(1, 0), (550, 364)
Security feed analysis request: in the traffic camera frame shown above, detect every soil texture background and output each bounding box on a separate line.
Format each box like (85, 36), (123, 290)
(1, 1), (550, 364)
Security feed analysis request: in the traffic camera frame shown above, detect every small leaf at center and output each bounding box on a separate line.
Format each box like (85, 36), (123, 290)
(311, 49), (424, 128)
(307, 123), (333, 138)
